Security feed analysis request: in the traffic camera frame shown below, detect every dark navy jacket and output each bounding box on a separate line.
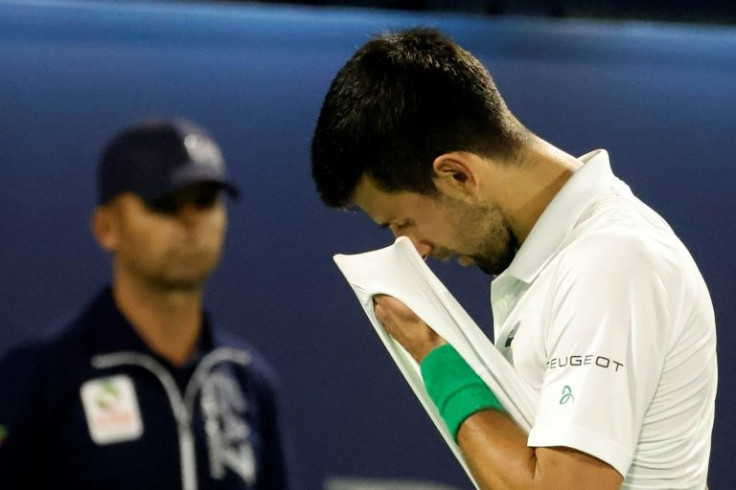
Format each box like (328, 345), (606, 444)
(0, 288), (291, 490)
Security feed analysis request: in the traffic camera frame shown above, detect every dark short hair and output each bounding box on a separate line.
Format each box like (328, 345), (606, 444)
(311, 28), (529, 208)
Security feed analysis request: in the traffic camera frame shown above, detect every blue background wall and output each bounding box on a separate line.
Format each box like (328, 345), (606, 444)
(1, 1), (734, 488)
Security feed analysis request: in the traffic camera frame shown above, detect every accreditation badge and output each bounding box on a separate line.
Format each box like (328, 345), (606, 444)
(80, 375), (144, 445)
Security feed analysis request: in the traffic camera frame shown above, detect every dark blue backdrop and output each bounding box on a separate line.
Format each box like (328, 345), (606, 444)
(1, 1), (734, 488)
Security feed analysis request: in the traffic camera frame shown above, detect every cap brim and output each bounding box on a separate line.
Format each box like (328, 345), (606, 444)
(169, 161), (240, 199)
(216, 180), (240, 199)
(142, 178), (241, 204)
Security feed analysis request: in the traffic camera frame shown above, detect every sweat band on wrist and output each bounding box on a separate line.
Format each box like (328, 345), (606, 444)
(421, 344), (504, 441)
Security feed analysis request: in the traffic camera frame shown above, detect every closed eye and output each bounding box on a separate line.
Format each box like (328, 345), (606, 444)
(378, 220), (412, 235)
(388, 220), (413, 235)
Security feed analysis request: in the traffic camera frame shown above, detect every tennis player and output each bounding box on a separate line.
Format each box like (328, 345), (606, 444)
(311, 28), (716, 489)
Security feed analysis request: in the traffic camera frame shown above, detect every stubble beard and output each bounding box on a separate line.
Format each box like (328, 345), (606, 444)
(461, 202), (519, 276)
(135, 251), (221, 293)
(473, 227), (519, 276)
(156, 258), (219, 292)
(150, 274), (211, 292)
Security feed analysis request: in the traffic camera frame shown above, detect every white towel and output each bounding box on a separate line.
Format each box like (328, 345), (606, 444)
(333, 237), (539, 489)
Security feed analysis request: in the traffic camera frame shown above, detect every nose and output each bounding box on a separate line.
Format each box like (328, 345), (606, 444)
(401, 234), (431, 260)
(176, 202), (206, 227)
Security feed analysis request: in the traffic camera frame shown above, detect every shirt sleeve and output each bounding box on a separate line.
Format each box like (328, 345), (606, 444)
(527, 232), (673, 476)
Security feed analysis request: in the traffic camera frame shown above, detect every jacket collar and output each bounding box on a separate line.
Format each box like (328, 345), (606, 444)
(81, 286), (215, 369)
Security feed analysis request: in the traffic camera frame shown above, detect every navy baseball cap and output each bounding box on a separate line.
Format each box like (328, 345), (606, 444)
(97, 118), (240, 204)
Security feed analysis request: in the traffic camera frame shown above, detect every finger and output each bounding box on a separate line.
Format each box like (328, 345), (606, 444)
(374, 296), (416, 320)
(373, 301), (389, 324)
(372, 295), (399, 325)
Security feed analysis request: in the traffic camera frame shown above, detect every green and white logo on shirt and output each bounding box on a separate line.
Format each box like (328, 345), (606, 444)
(559, 385), (575, 405)
(81, 375), (144, 445)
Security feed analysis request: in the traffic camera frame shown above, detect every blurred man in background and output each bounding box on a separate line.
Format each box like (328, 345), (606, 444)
(0, 118), (291, 489)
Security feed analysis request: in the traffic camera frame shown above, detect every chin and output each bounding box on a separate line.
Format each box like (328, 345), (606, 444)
(477, 263), (501, 276)
(474, 250), (516, 276)
(155, 267), (216, 291)
(154, 277), (208, 292)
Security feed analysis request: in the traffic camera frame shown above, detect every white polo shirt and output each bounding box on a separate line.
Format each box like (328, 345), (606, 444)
(491, 150), (717, 489)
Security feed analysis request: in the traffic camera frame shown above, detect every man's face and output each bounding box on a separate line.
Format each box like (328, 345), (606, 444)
(352, 177), (518, 275)
(99, 183), (227, 291)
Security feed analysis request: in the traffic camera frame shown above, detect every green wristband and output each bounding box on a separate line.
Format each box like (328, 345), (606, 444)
(421, 344), (504, 441)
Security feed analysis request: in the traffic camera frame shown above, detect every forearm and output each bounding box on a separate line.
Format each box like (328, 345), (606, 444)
(456, 409), (537, 490)
(421, 345), (622, 490)
(456, 410), (622, 490)
(420, 344), (538, 488)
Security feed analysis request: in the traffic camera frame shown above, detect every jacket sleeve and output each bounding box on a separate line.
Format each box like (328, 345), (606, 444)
(0, 343), (52, 488)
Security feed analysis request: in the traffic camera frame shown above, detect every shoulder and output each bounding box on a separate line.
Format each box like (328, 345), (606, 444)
(556, 196), (689, 287)
(0, 319), (77, 373)
(0, 329), (70, 417)
(0, 340), (49, 386)
(547, 227), (679, 326)
(541, 209), (699, 345)
(0, 294), (102, 390)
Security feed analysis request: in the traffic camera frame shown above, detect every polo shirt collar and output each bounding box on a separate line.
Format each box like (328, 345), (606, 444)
(502, 149), (618, 284)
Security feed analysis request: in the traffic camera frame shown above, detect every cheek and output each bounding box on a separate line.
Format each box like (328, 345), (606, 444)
(214, 209), (228, 232)
(452, 206), (495, 248)
(413, 212), (458, 248)
(440, 208), (469, 241)
(119, 213), (175, 252)
(126, 226), (172, 256)
(204, 210), (228, 244)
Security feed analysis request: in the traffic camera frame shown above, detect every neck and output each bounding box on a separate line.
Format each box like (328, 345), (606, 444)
(112, 271), (204, 367)
(489, 137), (582, 244)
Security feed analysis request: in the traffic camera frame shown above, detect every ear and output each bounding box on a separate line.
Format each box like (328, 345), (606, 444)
(91, 206), (119, 253)
(431, 152), (481, 201)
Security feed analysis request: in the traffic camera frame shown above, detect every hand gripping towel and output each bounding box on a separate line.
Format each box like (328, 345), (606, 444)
(333, 237), (539, 489)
